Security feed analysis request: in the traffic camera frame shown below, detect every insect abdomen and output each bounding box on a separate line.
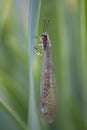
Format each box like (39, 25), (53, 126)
(40, 48), (57, 123)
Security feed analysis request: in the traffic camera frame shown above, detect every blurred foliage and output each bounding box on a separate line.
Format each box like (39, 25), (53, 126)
(0, 0), (87, 130)
(0, 0), (28, 129)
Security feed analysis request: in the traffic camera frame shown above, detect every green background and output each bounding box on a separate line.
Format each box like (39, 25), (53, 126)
(0, 0), (87, 130)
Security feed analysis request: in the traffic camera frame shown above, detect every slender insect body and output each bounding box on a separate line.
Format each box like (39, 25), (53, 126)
(40, 33), (57, 123)
(35, 20), (57, 123)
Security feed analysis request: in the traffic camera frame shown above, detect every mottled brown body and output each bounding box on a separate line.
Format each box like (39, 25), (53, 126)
(40, 33), (57, 123)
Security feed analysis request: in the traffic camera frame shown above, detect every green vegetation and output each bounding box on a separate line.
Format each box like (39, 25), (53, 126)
(0, 0), (87, 130)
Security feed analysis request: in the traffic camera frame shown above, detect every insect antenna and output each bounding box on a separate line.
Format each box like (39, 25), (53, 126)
(42, 18), (46, 32)
(44, 19), (50, 32)
(42, 18), (50, 32)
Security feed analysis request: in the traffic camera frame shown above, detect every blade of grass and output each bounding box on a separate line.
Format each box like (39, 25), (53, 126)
(28, 0), (41, 130)
(0, 99), (27, 130)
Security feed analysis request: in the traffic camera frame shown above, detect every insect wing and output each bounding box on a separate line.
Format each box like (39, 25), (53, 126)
(40, 49), (57, 123)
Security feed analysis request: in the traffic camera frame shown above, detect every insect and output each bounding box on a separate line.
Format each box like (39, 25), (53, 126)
(35, 19), (57, 123)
